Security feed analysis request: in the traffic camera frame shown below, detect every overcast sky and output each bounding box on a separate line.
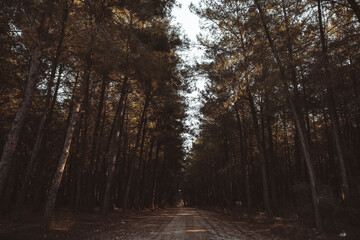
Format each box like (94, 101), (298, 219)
(172, 0), (201, 42)
(171, 0), (205, 150)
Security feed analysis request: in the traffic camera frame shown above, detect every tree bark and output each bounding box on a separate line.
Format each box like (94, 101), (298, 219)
(75, 54), (92, 211)
(0, 0), (54, 198)
(44, 95), (81, 223)
(134, 113), (148, 210)
(235, 102), (252, 208)
(141, 135), (155, 209)
(151, 141), (161, 208)
(13, 1), (71, 218)
(44, 50), (89, 223)
(317, 0), (350, 202)
(13, 66), (64, 220)
(102, 77), (129, 214)
(87, 71), (108, 208)
(254, 0), (322, 231)
(246, 86), (272, 214)
(122, 92), (150, 211)
(347, 0), (360, 23)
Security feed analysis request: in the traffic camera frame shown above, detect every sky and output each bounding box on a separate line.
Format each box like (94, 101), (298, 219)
(172, 0), (201, 43)
(171, 0), (205, 150)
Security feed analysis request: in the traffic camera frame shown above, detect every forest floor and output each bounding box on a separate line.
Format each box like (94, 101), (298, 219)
(0, 207), (358, 239)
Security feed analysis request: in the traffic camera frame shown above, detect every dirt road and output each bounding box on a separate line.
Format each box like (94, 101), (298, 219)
(87, 207), (273, 239)
(0, 207), (349, 239)
(147, 207), (264, 239)
(0, 207), (277, 239)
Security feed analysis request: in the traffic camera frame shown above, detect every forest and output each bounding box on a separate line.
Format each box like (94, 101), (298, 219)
(1, 0), (186, 223)
(0, 0), (360, 238)
(184, 0), (360, 234)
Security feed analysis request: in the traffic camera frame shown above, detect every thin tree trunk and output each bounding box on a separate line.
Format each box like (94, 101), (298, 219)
(141, 135), (155, 208)
(75, 55), (92, 211)
(0, 0), (54, 198)
(151, 142), (161, 208)
(347, 0), (360, 23)
(134, 114), (148, 210)
(44, 95), (81, 223)
(87, 71), (108, 208)
(235, 102), (251, 208)
(242, 109), (252, 209)
(122, 92), (150, 211)
(267, 113), (278, 206)
(246, 86), (271, 214)
(1, 157), (18, 214)
(102, 77), (129, 213)
(317, 0), (350, 202)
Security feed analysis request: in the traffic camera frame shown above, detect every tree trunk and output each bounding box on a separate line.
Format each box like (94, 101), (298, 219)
(246, 86), (271, 214)
(13, 66), (64, 220)
(347, 0), (360, 23)
(317, 0), (350, 202)
(13, 2), (71, 217)
(0, 0), (54, 198)
(151, 141), (161, 208)
(44, 49), (89, 223)
(87, 71), (108, 208)
(122, 92), (150, 211)
(254, 0), (322, 231)
(242, 110), (252, 209)
(141, 135), (155, 208)
(134, 114), (148, 210)
(1, 157), (18, 214)
(102, 77), (129, 213)
(75, 55), (92, 211)
(235, 102), (252, 208)
(44, 96), (81, 223)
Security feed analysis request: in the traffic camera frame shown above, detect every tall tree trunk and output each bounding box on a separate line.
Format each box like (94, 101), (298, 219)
(235, 102), (251, 208)
(134, 114), (148, 210)
(151, 141), (161, 208)
(267, 113), (278, 207)
(75, 55), (92, 211)
(44, 93), (81, 223)
(14, 66), (64, 220)
(141, 135), (155, 208)
(0, 0), (54, 198)
(317, 0), (350, 202)
(254, 0), (322, 231)
(1, 157), (19, 214)
(44, 49), (90, 223)
(102, 77), (129, 214)
(122, 92), (150, 211)
(87, 71), (108, 208)
(13, 2), (71, 218)
(246, 86), (271, 214)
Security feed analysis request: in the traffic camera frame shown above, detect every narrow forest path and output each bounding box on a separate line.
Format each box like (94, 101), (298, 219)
(0, 207), (350, 239)
(147, 207), (268, 240)
(84, 207), (276, 240)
